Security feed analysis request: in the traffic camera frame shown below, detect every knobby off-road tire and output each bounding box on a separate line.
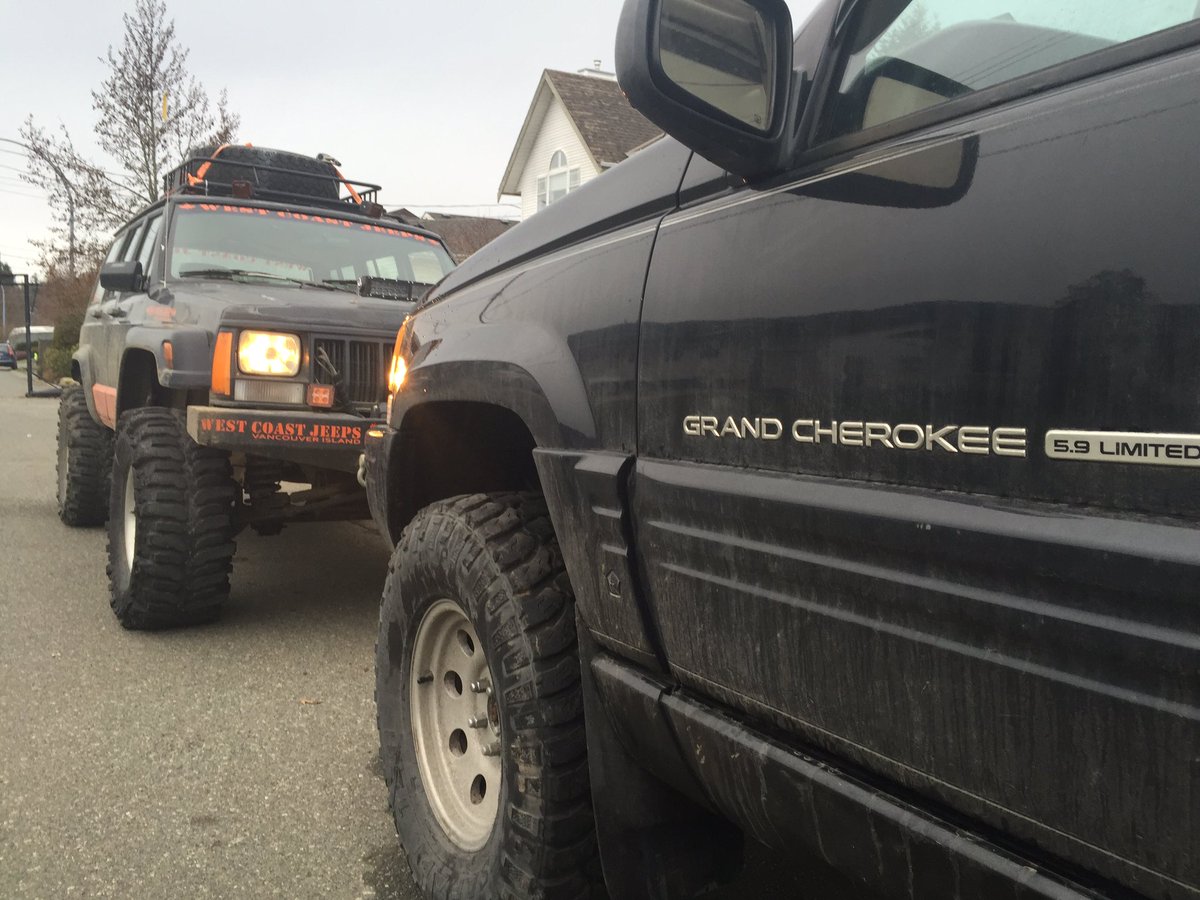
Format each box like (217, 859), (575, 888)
(376, 492), (601, 900)
(56, 385), (113, 526)
(107, 407), (239, 629)
(245, 456), (287, 537)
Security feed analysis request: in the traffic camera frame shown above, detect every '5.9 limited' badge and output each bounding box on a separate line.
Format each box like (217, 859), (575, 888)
(1046, 430), (1200, 467)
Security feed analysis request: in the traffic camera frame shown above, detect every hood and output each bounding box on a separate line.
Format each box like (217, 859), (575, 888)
(431, 137), (692, 301)
(163, 280), (415, 336)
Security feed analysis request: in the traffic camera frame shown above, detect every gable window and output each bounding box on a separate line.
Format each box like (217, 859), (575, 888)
(536, 149), (582, 211)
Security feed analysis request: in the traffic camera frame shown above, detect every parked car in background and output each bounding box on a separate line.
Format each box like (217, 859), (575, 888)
(0, 342), (16, 369)
(365, 0), (1200, 898)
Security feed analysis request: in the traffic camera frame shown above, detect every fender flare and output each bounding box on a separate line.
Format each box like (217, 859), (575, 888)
(122, 325), (212, 390)
(393, 318), (596, 449)
(71, 346), (103, 424)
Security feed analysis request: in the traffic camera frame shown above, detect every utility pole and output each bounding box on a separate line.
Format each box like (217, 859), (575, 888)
(21, 274), (34, 397)
(0, 136), (78, 278)
(10, 273), (56, 399)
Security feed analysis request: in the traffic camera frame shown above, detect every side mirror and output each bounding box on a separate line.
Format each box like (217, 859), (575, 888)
(100, 260), (144, 293)
(617, 0), (794, 178)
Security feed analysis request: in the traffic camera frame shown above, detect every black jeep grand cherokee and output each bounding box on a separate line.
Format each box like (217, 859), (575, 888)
(366, 2), (1200, 898)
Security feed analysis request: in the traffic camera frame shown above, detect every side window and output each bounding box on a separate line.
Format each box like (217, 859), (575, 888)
(136, 214), (163, 275)
(121, 220), (149, 263)
(822, 0), (1200, 140)
(409, 251), (447, 284)
(367, 256), (401, 280)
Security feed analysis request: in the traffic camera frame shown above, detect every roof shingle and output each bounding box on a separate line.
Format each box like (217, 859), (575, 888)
(544, 70), (662, 166)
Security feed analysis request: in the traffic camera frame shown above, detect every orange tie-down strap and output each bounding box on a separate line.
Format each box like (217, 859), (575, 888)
(331, 165), (363, 204)
(185, 142), (255, 187)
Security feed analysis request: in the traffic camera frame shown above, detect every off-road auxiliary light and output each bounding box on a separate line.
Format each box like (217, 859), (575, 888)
(307, 384), (335, 408)
(238, 331), (301, 377)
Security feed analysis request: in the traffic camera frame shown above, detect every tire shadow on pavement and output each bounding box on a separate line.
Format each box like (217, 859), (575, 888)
(216, 520), (392, 633)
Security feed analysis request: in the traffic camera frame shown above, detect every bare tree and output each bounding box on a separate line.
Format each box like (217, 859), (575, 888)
(875, 4), (941, 57)
(20, 0), (239, 272)
(21, 118), (134, 265)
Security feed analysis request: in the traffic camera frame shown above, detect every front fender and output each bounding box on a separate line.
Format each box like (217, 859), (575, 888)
(123, 325), (212, 390)
(71, 345), (102, 424)
(394, 317), (596, 449)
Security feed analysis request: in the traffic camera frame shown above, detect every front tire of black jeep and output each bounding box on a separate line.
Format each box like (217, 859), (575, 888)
(56, 385), (113, 527)
(107, 407), (239, 629)
(376, 492), (600, 900)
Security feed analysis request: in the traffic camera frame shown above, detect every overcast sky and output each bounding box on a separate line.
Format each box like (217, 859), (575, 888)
(0, 0), (821, 277)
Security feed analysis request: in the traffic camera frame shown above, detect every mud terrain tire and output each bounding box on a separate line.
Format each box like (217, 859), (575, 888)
(107, 407), (238, 629)
(56, 385), (113, 526)
(376, 492), (600, 900)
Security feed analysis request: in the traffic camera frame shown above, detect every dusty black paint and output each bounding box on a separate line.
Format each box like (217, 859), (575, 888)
(369, 5), (1200, 897)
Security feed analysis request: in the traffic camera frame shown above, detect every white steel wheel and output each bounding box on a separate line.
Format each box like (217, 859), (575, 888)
(409, 598), (501, 850)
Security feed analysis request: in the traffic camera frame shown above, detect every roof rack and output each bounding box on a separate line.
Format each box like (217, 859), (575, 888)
(163, 144), (382, 211)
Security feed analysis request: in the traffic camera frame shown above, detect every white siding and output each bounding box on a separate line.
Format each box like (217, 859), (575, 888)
(516, 98), (602, 219)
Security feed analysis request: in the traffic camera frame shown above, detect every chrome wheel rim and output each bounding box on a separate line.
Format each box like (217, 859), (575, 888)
(122, 470), (136, 576)
(410, 599), (500, 850)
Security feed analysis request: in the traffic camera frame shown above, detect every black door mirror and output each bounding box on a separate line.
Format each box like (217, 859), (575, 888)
(99, 260), (144, 293)
(617, 0), (794, 177)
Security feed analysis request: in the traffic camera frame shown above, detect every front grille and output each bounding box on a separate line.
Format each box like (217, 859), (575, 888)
(313, 337), (391, 406)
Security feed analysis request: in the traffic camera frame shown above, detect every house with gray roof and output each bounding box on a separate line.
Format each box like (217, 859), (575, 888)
(389, 210), (517, 265)
(499, 67), (662, 220)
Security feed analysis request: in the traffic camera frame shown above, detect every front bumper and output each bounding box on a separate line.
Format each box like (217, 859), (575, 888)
(187, 406), (381, 473)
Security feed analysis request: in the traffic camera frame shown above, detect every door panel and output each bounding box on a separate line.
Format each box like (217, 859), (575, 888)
(634, 50), (1200, 898)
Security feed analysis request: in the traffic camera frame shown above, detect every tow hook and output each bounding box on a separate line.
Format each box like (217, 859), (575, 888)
(356, 453), (368, 488)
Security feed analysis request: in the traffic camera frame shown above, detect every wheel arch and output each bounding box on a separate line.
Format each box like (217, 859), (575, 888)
(71, 346), (101, 424)
(381, 336), (590, 543)
(384, 398), (540, 544)
(117, 347), (171, 418)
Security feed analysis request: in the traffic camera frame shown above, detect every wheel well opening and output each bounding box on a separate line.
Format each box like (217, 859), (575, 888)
(117, 349), (172, 416)
(387, 402), (539, 542)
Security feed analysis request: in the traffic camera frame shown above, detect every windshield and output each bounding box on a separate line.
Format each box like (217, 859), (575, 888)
(168, 203), (456, 288)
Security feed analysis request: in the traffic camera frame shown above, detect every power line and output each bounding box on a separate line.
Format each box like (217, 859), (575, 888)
(401, 203), (521, 209)
(0, 145), (130, 180)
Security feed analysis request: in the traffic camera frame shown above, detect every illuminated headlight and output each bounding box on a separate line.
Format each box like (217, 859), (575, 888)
(388, 354), (407, 394)
(238, 331), (301, 376)
(387, 319), (410, 394)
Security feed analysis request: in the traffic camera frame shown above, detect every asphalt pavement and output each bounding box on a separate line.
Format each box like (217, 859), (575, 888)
(0, 369), (415, 899)
(0, 369), (869, 900)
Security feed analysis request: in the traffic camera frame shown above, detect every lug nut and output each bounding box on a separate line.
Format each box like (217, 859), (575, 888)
(467, 714), (489, 729)
(482, 741), (501, 757)
(469, 679), (491, 694)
